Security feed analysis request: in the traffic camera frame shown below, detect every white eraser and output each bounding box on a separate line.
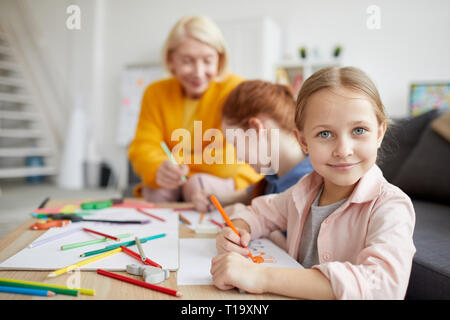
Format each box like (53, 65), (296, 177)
(195, 224), (220, 234)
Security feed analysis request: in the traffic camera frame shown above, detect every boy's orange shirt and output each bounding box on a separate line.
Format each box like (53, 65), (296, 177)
(128, 74), (261, 195)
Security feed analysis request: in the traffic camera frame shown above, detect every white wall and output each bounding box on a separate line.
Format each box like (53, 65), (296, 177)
(8, 0), (450, 188)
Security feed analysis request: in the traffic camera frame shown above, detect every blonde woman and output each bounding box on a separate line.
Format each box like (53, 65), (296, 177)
(128, 16), (261, 202)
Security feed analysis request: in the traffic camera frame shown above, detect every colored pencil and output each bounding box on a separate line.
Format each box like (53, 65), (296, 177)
(0, 278), (94, 296)
(120, 245), (162, 268)
(178, 213), (191, 225)
(172, 207), (196, 211)
(199, 177), (214, 212)
(82, 227), (120, 241)
(38, 197), (50, 209)
(28, 226), (83, 248)
(136, 208), (166, 222)
(210, 195), (255, 262)
(105, 233), (166, 249)
(134, 236), (147, 262)
(0, 280), (78, 296)
(32, 211), (94, 219)
(0, 285), (55, 297)
(81, 233), (166, 257)
(160, 141), (187, 182)
(209, 218), (224, 228)
(48, 247), (122, 278)
(61, 233), (131, 251)
(97, 269), (182, 297)
(199, 212), (205, 224)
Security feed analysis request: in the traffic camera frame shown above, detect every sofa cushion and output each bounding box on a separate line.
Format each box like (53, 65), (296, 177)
(392, 124), (450, 204)
(431, 111), (450, 142)
(406, 200), (450, 299)
(378, 109), (442, 182)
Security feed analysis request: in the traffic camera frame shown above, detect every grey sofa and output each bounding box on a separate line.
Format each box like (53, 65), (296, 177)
(378, 109), (450, 300)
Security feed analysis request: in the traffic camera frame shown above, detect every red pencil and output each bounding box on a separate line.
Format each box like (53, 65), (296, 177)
(83, 228), (120, 241)
(209, 218), (224, 228)
(97, 269), (182, 297)
(136, 208), (166, 222)
(172, 207), (195, 212)
(120, 245), (162, 268)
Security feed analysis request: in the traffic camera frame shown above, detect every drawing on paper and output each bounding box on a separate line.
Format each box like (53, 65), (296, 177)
(249, 240), (276, 264)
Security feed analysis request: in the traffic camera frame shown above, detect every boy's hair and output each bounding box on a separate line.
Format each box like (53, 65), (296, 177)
(222, 80), (296, 131)
(162, 16), (228, 79)
(295, 66), (390, 131)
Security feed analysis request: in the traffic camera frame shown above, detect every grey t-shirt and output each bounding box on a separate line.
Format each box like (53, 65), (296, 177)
(298, 187), (347, 268)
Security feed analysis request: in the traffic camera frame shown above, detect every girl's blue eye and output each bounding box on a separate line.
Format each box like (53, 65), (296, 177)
(353, 127), (367, 135)
(318, 131), (331, 139)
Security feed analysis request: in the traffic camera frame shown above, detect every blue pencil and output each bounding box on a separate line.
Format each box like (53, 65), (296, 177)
(80, 233), (167, 257)
(0, 285), (56, 297)
(105, 233), (167, 249)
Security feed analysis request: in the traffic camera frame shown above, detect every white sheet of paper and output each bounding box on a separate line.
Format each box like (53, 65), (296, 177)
(177, 238), (303, 286)
(0, 208), (180, 271)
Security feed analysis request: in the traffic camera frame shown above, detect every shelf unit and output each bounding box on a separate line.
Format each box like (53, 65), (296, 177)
(275, 59), (341, 97)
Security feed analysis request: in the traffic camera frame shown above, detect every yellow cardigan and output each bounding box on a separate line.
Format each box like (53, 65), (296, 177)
(128, 74), (261, 196)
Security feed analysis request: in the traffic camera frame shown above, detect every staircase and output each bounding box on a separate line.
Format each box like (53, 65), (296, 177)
(0, 26), (57, 182)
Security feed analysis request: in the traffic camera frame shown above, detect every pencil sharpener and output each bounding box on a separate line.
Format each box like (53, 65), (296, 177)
(126, 264), (170, 284)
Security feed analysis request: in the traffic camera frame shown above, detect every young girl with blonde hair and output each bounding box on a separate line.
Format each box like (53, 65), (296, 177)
(211, 66), (416, 300)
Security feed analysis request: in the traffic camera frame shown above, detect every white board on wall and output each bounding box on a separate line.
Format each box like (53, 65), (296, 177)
(116, 64), (166, 147)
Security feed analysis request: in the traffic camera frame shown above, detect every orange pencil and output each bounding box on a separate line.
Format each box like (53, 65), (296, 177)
(209, 195), (255, 262)
(136, 208), (166, 222)
(178, 213), (191, 225)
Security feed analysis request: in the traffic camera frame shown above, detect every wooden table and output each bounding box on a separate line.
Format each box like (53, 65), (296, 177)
(0, 199), (290, 300)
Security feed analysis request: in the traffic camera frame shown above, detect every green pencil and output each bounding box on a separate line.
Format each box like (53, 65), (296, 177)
(0, 280), (78, 296)
(80, 233), (166, 257)
(33, 212), (94, 219)
(160, 141), (187, 182)
(0, 278), (95, 296)
(61, 233), (131, 251)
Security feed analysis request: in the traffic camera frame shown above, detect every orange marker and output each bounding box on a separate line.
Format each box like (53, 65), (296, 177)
(209, 195), (255, 262)
(29, 219), (71, 230)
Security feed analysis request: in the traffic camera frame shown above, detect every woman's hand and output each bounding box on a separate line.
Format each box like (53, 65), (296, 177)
(216, 224), (251, 256)
(156, 160), (189, 189)
(192, 189), (214, 212)
(210, 252), (267, 293)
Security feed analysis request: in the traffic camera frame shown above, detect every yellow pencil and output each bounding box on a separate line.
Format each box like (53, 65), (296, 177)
(47, 247), (122, 278)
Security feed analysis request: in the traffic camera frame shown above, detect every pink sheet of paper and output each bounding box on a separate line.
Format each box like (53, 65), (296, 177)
(112, 201), (156, 209)
(32, 207), (67, 214)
